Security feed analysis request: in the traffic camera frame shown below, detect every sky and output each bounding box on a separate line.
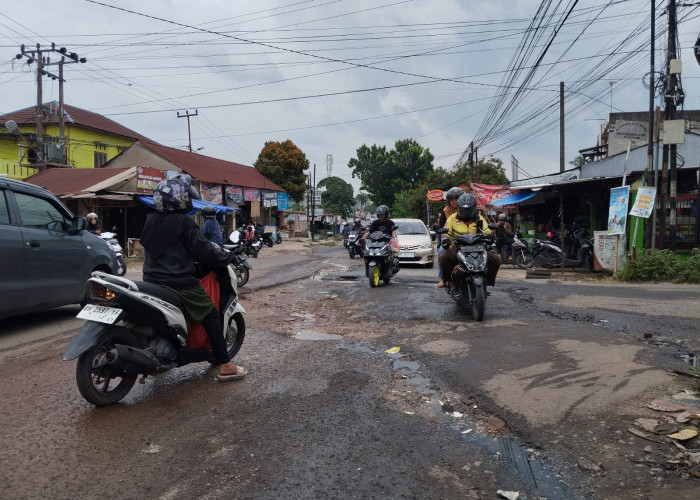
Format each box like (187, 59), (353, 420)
(1, 0), (698, 195)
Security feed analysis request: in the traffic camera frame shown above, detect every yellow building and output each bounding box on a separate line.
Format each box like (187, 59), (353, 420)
(0, 101), (145, 180)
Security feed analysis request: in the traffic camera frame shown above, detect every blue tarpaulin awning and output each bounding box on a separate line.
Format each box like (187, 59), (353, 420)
(137, 195), (239, 215)
(488, 189), (536, 207)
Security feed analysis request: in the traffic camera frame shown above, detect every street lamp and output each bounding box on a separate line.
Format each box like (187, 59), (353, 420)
(5, 120), (39, 164)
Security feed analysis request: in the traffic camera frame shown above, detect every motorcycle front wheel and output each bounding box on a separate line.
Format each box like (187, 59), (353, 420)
(369, 265), (380, 288)
(348, 247), (356, 259)
(236, 266), (249, 287)
(75, 327), (139, 406)
(265, 239), (273, 248)
(514, 250), (532, 270)
(533, 249), (559, 268)
(471, 285), (485, 322)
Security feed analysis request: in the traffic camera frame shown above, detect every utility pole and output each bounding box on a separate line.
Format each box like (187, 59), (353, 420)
(15, 43), (87, 169)
(177, 110), (198, 152)
(311, 163), (317, 242)
(644, 0), (656, 250)
(559, 82), (565, 173)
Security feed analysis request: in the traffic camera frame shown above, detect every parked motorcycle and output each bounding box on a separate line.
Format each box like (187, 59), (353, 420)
(346, 227), (365, 259)
(62, 256), (245, 406)
(511, 230), (533, 269)
(224, 231), (253, 287)
(99, 227), (127, 276)
(240, 226), (262, 258)
(529, 224), (595, 271)
(363, 230), (399, 287)
(437, 226), (493, 321)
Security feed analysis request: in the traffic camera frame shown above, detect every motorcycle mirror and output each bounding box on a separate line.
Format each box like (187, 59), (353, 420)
(230, 231), (240, 244)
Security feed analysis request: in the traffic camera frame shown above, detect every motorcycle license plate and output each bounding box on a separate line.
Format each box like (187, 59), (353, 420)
(398, 251), (414, 258)
(77, 304), (122, 324)
(461, 245), (483, 253)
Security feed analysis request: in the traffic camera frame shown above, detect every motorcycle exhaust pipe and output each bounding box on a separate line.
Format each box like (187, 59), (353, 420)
(105, 344), (160, 374)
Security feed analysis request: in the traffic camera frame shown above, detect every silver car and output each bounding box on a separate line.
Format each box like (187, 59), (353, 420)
(0, 177), (118, 319)
(393, 218), (435, 268)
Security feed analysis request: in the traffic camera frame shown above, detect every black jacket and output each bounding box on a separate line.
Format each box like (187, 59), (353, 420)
(141, 212), (231, 287)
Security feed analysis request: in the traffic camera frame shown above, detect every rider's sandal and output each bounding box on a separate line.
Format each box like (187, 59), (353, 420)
(215, 366), (248, 382)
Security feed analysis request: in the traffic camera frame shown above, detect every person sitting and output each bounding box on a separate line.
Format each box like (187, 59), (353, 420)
(438, 193), (501, 298)
(200, 205), (224, 247)
(85, 212), (101, 235)
(436, 187), (462, 288)
(495, 212), (514, 263)
(364, 205), (397, 240)
(140, 173), (246, 382)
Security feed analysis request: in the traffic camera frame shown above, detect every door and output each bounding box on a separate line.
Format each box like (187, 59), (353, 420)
(0, 189), (25, 313)
(13, 191), (86, 309)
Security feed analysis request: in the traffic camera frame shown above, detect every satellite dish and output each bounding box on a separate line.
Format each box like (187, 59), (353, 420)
(695, 33), (700, 66)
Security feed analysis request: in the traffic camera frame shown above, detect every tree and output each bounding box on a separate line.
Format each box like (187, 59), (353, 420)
(348, 138), (434, 209)
(253, 140), (310, 202)
(317, 176), (354, 218)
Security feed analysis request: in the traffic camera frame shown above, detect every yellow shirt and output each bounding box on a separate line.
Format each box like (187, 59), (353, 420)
(445, 213), (491, 238)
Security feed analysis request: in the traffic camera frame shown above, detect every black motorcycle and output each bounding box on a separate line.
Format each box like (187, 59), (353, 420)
(437, 226), (493, 321)
(346, 227), (365, 259)
(224, 231), (253, 287)
(529, 224), (595, 271)
(511, 230), (533, 269)
(363, 230), (399, 287)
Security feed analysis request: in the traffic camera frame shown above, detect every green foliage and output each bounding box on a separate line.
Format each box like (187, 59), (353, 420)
(317, 176), (354, 217)
(253, 140), (310, 203)
(615, 248), (700, 283)
(348, 139), (434, 208)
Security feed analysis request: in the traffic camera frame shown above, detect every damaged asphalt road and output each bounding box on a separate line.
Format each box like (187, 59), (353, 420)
(0, 241), (698, 500)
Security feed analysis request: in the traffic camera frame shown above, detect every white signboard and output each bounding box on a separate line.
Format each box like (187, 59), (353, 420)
(629, 186), (657, 219)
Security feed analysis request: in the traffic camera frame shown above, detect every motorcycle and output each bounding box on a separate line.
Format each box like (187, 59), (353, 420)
(240, 226), (262, 258)
(62, 256), (245, 406)
(529, 224), (595, 271)
(437, 226), (493, 321)
(346, 227), (365, 259)
(363, 230), (399, 287)
(224, 231), (253, 287)
(99, 227), (127, 276)
(511, 230), (533, 269)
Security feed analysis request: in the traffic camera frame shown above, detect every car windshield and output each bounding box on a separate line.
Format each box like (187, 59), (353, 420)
(396, 222), (427, 235)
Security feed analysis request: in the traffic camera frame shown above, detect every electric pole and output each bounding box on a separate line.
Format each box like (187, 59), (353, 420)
(177, 110), (198, 152)
(644, 0), (656, 250)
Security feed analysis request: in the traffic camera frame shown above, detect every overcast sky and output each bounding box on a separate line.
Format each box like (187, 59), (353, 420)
(1, 0), (698, 194)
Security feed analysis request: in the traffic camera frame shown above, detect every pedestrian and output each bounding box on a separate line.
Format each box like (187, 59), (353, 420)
(495, 213), (514, 262)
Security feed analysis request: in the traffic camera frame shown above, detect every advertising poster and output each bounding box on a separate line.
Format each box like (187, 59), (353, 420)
(607, 186), (629, 235)
(244, 188), (260, 201)
(262, 191), (277, 208)
(594, 231), (626, 272)
(136, 166), (165, 193)
(226, 186), (244, 204)
(470, 183), (512, 209)
(200, 183), (222, 204)
(277, 192), (290, 210)
(629, 186), (657, 219)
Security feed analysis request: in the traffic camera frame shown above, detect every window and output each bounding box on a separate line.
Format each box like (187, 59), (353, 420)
(0, 190), (10, 224)
(94, 151), (107, 167)
(14, 192), (68, 229)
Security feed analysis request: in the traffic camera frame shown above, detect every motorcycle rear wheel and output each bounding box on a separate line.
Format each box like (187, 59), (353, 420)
(514, 251), (532, 270)
(471, 285), (485, 321)
(585, 252), (595, 272)
(75, 327), (139, 406)
(115, 256), (127, 276)
(369, 266), (380, 287)
(265, 239), (273, 248)
(225, 312), (246, 359)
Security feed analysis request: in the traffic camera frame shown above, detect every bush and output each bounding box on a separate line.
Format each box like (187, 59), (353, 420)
(615, 248), (700, 283)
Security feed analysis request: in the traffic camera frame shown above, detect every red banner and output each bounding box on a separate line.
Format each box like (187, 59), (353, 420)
(470, 183), (513, 209)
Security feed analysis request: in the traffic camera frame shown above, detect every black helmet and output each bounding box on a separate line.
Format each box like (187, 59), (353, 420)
(201, 205), (216, 217)
(153, 173), (199, 213)
(445, 187), (462, 201)
(376, 205), (389, 218)
(456, 193), (476, 221)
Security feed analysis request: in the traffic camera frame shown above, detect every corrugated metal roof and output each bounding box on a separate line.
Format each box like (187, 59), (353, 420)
(23, 167), (132, 196)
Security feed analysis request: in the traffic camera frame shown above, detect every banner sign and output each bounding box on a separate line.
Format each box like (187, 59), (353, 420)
(136, 166), (165, 193)
(262, 191), (278, 208)
(226, 186), (244, 204)
(629, 186), (657, 219)
(607, 186), (630, 234)
(244, 188), (260, 201)
(471, 183), (512, 209)
(277, 192), (290, 210)
(426, 189), (444, 202)
(200, 183), (223, 205)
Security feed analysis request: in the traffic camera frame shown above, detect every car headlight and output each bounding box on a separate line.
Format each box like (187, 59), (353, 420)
(419, 241), (431, 249)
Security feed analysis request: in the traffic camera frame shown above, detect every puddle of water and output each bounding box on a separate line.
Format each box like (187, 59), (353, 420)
(392, 359), (420, 371)
(294, 331), (343, 341)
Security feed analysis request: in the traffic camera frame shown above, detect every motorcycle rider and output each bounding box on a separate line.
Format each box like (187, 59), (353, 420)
(495, 212), (514, 263)
(200, 205), (224, 247)
(140, 173), (247, 382)
(438, 193), (501, 298)
(364, 205), (397, 240)
(85, 212), (101, 235)
(436, 187), (462, 288)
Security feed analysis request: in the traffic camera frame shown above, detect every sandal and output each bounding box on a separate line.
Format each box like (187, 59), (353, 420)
(437, 279), (445, 288)
(215, 366), (248, 382)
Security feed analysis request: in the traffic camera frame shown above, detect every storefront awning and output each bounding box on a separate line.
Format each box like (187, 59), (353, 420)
(136, 195), (239, 214)
(488, 189), (536, 207)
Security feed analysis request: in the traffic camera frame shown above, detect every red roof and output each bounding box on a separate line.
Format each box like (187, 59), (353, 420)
(0, 102), (151, 142)
(24, 167), (132, 196)
(138, 141), (284, 191)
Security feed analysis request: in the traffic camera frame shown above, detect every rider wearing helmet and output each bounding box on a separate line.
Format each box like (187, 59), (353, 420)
(364, 205), (397, 239)
(86, 212), (101, 235)
(436, 187), (462, 288)
(438, 192), (501, 298)
(141, 173), (246, 382)
(200, 205), (224, 247)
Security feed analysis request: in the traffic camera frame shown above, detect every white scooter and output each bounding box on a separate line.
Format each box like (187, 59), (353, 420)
(100, 227), (127, 276)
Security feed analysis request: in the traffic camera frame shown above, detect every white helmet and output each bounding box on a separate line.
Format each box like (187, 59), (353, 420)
(86, 212), (98, 220)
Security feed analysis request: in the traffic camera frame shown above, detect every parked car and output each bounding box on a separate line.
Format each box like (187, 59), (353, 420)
(393, 218), (435, 268)
(0, 177), (119, 319)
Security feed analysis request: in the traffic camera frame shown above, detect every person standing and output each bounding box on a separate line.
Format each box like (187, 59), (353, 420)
(200, 205), (224, 247)
(436, 187), (462, 288)
(495, 213), (514, 263)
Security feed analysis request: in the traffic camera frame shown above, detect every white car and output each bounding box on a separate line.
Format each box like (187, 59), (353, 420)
(393, 218), (435, 268)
